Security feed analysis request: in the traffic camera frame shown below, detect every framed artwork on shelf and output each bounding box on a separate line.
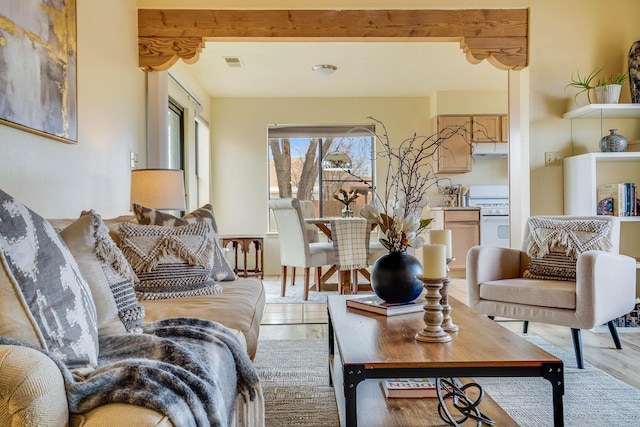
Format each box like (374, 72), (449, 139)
(0, 0), (78, 143)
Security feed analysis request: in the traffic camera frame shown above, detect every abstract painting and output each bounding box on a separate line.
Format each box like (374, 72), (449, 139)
(0, 0), (77, 143)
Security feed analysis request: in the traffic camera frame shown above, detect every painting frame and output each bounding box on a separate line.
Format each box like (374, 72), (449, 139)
(0, 0), (78, 144)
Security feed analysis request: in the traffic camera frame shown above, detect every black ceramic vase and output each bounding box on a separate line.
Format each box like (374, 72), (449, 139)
(629, 40), (640, 103)
(370, 251), (423, 303)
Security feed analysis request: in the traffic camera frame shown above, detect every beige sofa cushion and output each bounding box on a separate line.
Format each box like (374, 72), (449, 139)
(140, 278), (265, 359)
(479, 278), (577, 310)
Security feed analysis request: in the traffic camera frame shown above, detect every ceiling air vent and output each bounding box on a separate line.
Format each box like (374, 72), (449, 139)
(223, 57), (242, 68)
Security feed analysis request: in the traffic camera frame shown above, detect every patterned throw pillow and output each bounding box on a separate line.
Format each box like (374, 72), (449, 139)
(523, 217), (612, 281)
(133, 203), (236, 281)
(0, 189), (99, 369)
(133, 203), (218, 233)
(118, 221), (223, 300)
(59, 211), (145, 334)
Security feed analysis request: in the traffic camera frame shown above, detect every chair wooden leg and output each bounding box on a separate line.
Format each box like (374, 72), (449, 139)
(607, 320), (623, 350)
(303, 268), (310, 301)
(280, 266), (287, 297)
(571, 328), (584, 369)
(315, 267), (322, 292)
(523, 320), (529, 334)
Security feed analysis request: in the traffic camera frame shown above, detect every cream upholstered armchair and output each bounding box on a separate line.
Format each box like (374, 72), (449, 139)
(467, 215), (636, 369)
(268, 198), (336, 300)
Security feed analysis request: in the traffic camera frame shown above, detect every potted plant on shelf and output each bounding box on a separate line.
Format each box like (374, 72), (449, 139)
(566, 66), (628, 105)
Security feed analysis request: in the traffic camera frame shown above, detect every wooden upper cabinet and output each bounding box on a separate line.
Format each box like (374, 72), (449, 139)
(434, 115), (472, 174)
(501, 115), (509, 142)
(470, 115), (508, 142)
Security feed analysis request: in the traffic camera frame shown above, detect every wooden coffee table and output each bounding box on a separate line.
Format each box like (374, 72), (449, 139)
(327, 295), (564, 426)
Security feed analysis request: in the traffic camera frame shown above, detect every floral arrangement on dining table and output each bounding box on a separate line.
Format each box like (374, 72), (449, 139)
(352, 117), (475, 252)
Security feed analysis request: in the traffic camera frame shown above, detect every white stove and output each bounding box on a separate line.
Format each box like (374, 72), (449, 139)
(467, 185), (509, 248)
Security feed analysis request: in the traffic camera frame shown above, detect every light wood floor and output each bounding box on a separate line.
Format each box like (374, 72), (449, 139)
(260, 276), (640, 390)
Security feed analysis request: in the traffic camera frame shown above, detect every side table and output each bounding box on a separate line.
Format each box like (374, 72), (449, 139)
(220, 235), (264, 279)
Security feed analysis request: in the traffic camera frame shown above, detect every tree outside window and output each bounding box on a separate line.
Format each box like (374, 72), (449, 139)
(268, 125), (374, 228)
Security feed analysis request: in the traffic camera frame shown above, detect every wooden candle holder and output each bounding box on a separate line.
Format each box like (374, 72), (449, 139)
(415, 275), (452, 343)
(440, 257), (459, 332)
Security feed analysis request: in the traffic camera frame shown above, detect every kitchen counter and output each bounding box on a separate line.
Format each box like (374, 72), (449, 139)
(430, 207), (480, 211)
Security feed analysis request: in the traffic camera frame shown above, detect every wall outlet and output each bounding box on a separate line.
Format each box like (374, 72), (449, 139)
(545, 152), (562, 166)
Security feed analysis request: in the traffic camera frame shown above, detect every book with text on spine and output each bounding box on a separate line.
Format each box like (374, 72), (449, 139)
(346, 296), (425, 316)
(382, 378), (464, 398)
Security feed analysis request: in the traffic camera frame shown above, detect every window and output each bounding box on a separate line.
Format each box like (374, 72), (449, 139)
(268, 125), (375, 227)
(167, 98), (184, 170)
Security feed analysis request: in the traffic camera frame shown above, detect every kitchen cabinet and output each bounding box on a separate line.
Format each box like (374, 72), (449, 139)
(472, 115), (508, 142)
(433, 114), (508, 174)
(430, 208), (480, 273)
(433, 115), (472, 174)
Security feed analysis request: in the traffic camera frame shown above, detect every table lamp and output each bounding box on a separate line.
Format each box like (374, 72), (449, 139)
(130, 169), (186, 211)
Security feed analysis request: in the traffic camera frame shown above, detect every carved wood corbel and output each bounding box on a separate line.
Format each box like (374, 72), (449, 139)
(138, 9), (529, 72)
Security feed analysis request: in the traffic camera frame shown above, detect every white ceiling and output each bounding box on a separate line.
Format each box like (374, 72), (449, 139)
(184, 41), (508, 98)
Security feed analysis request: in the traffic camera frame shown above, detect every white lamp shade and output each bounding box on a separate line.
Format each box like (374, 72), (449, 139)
(130, 169), (186, 210)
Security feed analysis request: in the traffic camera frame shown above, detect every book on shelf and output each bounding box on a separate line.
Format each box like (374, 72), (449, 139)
(381, 378), (463, 399)
(596, 182), (638, 216)
(346, 296), (425, 316)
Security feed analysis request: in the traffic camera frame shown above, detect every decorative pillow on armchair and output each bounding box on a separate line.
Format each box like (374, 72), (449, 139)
(133, 203), (236, 281)
(0, 189), (99, 369)
(59, 210), (145, 334)
(523, 217), (612, 281)
(119, 221), (223, 300)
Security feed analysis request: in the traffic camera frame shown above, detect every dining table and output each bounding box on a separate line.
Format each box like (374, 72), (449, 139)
(304, 217), (377, 294)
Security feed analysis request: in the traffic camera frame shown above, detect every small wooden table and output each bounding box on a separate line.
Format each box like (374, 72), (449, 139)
(327, 295), (564, 426)
(220, 235), (264, 279)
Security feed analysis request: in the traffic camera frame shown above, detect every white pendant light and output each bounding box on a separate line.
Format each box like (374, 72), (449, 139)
(312, 64), (338, 77)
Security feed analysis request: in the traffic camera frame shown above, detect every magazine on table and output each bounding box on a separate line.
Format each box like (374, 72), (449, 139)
(346, 295), (425, 316)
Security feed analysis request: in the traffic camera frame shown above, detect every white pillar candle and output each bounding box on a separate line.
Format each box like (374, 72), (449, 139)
(429, 229), (452, 259)
(422, 244), (447, 279)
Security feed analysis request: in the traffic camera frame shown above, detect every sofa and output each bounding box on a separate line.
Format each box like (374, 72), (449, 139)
(0, 189), (266, 427)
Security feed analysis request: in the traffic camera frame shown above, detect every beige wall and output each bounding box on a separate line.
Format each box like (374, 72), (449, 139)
(1, 0), (639, 250)
(0, 0), (146, 218)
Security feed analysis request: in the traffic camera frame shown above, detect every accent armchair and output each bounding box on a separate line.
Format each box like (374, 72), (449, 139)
(268, 198), (336, 301)
(467, 215), (636, 369)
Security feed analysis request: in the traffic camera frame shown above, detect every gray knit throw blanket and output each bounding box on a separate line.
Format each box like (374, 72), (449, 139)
(0, 317), (259, 427)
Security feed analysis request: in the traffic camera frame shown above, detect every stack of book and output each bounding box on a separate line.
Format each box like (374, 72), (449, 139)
(596, 182), (638, 216)
(346, 296), (425, 316)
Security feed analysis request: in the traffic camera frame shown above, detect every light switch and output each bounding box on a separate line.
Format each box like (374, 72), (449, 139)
(130, 151), (138, 168)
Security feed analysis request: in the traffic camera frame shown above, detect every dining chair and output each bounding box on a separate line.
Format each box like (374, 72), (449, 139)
(467, 215), (636, 369)
(330, 218), (371, 294)
(268, 198), (336, 300)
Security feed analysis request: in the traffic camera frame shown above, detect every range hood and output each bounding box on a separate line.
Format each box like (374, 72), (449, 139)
(471, 143), (508, 158)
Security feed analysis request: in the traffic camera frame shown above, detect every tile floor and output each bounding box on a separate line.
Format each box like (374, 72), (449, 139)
(260, 277), (468, 325)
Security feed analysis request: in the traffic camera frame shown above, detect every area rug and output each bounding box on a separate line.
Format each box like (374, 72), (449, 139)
(254, 337), (640, 426)
(253, 339), (339, 426)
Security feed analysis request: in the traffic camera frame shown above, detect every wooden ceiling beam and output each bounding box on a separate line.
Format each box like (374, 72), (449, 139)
(138, 9), (529, 72)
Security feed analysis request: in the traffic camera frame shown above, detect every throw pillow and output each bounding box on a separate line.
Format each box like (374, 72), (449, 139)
(118, 221), (223, 300)
(133, 203), (218, 233)
(133, 203), (237, 281)
(0, 189), (99, 369)
(523, 217), (613, 281)
(59, 211), (145, 335)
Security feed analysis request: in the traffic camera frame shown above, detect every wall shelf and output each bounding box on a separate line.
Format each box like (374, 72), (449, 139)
(562, 104), (640, 119)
